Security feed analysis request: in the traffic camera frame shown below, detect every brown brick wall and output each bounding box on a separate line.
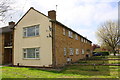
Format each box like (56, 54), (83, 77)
(53, 23), (92, 67)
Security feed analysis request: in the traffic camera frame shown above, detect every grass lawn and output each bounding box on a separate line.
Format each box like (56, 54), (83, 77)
(1, 56), (120, 79)
(1, 65), (119, 78)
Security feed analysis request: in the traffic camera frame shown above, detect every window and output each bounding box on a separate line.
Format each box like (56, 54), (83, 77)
(23, 25), (39, 37)
(75, 34), (78, 40)
(63, 28), (66, 35)
(76, 48), (79, 55)
(68, 31), (71, 37)
(68, 31), (73, 38)
(82, 49), (84, 54)
(64, 48), (67, 56)
(81, 38), (83, 42)
(71, 32), (73, 38)
(23, 48), (40, 59)
(69, 48), (74, 55)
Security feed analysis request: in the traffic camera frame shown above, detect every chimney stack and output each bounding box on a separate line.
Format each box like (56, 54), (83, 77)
(8, 21), (15, 28)
(48, 10), (56, 20)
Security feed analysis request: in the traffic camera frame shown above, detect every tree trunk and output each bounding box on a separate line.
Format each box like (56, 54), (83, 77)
(113, 52), (116, 56)
(113, 49), (116, 56)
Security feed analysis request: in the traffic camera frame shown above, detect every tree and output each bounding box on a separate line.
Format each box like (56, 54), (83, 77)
(0, 0), (12, 21)
(96, 20), (120, 56)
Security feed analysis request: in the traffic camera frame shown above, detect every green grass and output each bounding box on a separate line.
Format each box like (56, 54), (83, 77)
(1, 65), (119, 78)
(1, 55), (120, 78)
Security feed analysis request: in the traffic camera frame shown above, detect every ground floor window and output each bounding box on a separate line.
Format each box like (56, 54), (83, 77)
(23, 48), (40, 59)
(69, 48), (74, 55)
(64, 48), (67, 56)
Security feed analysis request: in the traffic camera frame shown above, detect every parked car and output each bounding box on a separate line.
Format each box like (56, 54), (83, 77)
(93, 52), (102, 56)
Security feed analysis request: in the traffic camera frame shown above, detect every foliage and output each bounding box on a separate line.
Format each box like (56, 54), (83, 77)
(96, 20), (120, 56)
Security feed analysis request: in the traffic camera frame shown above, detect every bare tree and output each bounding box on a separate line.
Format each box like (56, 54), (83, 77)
(96, 20), (120, 56)
(0, 0), (12, 21)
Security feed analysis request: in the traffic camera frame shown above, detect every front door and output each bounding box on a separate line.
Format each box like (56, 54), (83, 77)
(4, 48), (12, 64)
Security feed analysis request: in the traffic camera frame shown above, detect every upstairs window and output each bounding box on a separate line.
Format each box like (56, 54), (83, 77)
(63, 28), (66, 35)
(68, 31), (73, 38)
(81, 38), (83, 42)
(68, 31), (71, 37)
(76, 48), (79, 55)
(23, 25), (39, 37)
(82, 49), (84, 54)
(75, 34), (78, 40)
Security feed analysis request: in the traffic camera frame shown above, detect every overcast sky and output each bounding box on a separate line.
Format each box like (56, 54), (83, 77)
(0, 0), (119, 44)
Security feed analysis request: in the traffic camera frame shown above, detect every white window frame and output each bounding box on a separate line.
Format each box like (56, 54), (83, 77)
(75, 34), (78, 40)
(69, 48), (74, 55)
(64, 48), (67, 56)
(63, 28), (66, 35)
(68, 31), (73, 38)
(23, 25), (39, 37)
(82, 49), (84, 54)
(68, 31), (71, 37)
(76, 48), (79, 55)
(23, 48), (40, 59)
(71, 32), (73, 38)
(81, 38), (83, 42)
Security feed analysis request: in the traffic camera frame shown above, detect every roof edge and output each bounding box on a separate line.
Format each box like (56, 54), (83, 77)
(50, 20), (92, 43)
(14, 7), (50, 27)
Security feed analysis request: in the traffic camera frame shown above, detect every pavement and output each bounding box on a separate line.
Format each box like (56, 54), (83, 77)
(110, 54), (120, 56)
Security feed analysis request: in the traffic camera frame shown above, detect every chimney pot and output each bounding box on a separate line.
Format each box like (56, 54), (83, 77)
(48, 10), (56, 20)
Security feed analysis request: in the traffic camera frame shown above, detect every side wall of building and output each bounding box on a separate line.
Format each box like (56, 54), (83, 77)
(0, 33), (3, 64)
(54, 23), (92, 67)
(14, 9), (53, 67)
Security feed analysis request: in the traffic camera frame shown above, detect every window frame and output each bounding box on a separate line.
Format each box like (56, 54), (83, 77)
(76, 48), (79, 55)
(75, 34), (78, 40)
(68, 31), (73, 38)
(64, 48), (67, 56)
(69, 48), (74, 55)
(82, 49), (84, 54)
(23, 25), (39, 37)
(63, 28), (66, 35)
(23, 48), (40, 59)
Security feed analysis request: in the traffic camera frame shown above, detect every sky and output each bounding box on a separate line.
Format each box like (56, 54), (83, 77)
(0, 0), (119, 44)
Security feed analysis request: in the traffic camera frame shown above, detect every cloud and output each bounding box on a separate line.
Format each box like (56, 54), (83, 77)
(0, 0), (118, 44)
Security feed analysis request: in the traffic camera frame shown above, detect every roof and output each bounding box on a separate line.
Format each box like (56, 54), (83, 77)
(0, 26), (13, 34)
(51, 20), (92, 43)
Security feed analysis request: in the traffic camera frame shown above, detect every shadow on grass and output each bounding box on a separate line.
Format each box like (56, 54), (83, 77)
(28, 56), (112, 77)
(28, 65), (111, 77)
(61, 65), (110, 76)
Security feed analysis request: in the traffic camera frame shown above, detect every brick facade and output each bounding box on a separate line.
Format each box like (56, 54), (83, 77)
(52, 21), (92, 67)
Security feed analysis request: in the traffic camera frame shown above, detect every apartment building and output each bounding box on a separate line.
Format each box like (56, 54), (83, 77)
(0, 22), (14, 64)
(13, 7), (92, 68)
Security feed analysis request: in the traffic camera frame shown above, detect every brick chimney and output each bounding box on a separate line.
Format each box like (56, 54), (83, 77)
(48, 10), (56, 20)
(8, 21), (15, 28)
(9, 21), (15, 26)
